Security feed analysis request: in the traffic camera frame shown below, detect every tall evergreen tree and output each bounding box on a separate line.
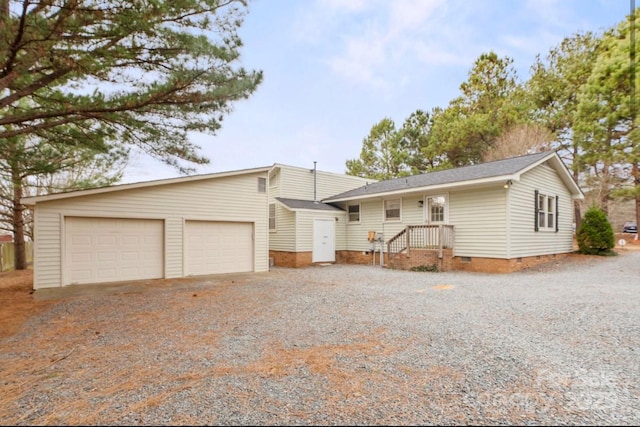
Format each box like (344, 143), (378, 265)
(345, 118), (411, 180)
(1, 0), (262, 269)
(430, 52), (527, 167)
(0, 0), (263, 172)
(575, 7), (640, 218)
(0, 132), (127, 270)
(527, 31), (601, 228)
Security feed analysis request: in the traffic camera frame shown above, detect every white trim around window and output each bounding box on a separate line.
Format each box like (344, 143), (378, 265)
(536, 192), (557, 231)
(269, 202), (276, 231)
(347, 203), (361, 224)
(384, 198), (402, 222)
(425, 194), (449, 224)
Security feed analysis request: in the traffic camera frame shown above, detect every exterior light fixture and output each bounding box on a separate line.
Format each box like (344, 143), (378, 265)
(504, 180), (513, 189)
(417, 200), (424, 208)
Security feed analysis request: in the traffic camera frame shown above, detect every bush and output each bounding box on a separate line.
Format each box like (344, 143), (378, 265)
(410, 264), (439, 272)
(576, 206), (615, 255)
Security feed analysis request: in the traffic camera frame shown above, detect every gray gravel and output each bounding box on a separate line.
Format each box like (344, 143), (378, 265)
(1, 251), (640, 425)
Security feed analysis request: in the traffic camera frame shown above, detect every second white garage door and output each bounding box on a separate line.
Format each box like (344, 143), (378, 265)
(185, 221), (254, 276)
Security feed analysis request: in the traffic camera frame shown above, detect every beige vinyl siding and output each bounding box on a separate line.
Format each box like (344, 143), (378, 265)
(268, 169), (281, 199)
(508, 163), (574, 257)
(267, 165), (370, 253)
(343, 200), (382, 251)
(266, 168), (294, 252)
(269, 204), (296, 251)
(400, 196), (425, 224)
(334, 213), (348, 250)
(32, 172), (268, 289)
(32, 210), (63, 289)
(449, 187), (508, 258)
(340, 198), (407, 252)
(165, 218), (184, 278)
(277, 166), (372, 201)
(294, 211), (345, 251)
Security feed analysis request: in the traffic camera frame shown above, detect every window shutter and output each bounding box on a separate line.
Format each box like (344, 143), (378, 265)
(556, 196), (560, 233)
(534, 190), (539, 232)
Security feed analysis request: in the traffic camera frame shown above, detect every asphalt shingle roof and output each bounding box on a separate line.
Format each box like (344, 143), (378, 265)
(275, 197), (344, 211)
(324, 151), (554, 201)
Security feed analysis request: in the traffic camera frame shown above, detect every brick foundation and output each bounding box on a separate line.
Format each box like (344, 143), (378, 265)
(269, 251), (313, 268)
(452, 253), (569, 273)
(271, 249), (572, 273)
(386, 249), (454, 272)
(336, 250), (387, 266)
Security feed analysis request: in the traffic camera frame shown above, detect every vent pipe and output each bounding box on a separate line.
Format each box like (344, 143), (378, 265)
(313, 161), (317, 203)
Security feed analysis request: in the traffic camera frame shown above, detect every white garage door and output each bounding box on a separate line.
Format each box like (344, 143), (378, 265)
(185, 221), (253, 276)
(65, 217), (164, 285)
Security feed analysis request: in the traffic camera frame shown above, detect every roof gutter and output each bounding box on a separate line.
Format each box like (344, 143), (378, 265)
(323, 174), (520, 203)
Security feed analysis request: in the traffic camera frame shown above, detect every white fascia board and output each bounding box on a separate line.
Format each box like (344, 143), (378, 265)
(513, 152), (584, 199)
(274, 199), (343, 213)
(323, 175), (517, 203)
(21, 165), (272, 205)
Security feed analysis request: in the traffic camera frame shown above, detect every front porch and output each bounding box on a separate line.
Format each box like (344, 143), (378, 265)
(386, 225), (455, 271)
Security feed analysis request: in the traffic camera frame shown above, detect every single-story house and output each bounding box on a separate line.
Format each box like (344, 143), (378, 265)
(22, 150), (583, 290)
(321, 150), (584, 273)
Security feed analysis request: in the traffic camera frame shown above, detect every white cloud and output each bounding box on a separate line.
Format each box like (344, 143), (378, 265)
(326, 29), (390, 90)
(388, 0), (445, 35)
(319, 0), (368, 13)
(300, 0), (493, 90)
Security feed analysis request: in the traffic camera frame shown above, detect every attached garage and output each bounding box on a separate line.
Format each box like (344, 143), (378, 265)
(22, 166), (271, 290)
(185, 221), (253, 276)
(65, 217), (164, 285)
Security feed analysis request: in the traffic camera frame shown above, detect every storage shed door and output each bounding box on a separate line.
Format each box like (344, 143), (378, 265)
(185, 221), (254, 276)
(65, 217), (164, 285)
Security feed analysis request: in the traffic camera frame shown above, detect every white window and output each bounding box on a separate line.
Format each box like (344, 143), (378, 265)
(269, 171), (278, 187)
(269, 203), (276, 231)
(536, 192), (556, 230)
(384, 198), (401, 221)
(347, 204), (360, 223)
(426, 195), (447, 224)
(258, 177), (266, 193)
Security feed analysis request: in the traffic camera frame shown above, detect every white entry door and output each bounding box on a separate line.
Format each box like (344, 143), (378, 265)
(312, 219), (335, 263)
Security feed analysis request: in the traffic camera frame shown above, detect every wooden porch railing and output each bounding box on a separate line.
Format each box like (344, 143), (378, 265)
(387, 225), (454, 260)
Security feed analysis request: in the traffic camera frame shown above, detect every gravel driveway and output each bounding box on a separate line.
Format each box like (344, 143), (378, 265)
(1, 251), (639, 425)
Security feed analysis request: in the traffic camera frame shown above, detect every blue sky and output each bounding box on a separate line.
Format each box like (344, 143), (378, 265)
(122, 0), (633, 183)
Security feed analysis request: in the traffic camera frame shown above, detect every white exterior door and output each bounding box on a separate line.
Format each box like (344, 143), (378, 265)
(65, 217), (164, 285)
(312, 219), (335, 263)
(185, 221), (253, 276)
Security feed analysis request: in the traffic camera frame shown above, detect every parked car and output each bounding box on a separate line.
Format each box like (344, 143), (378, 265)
(623, 221), (637, 233)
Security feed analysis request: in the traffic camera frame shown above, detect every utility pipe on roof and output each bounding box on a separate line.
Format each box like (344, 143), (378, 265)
(313, 161), (317, 203)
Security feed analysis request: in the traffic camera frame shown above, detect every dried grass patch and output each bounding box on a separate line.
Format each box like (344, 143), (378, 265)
(0, 270), (53, 338)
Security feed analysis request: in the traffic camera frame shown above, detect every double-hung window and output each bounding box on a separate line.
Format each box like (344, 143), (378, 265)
(269, 203), (276, 231)
(535, 191), (558, 231)
(384, 198), (401, 221)
(347, 204), (360, 223)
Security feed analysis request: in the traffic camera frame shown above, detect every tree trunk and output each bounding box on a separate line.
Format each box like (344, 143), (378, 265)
(574, 200), (582, 231)
(635, 163), (640, 234)
(571, 152), (582, 231)
(11, 169), (27, 270)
